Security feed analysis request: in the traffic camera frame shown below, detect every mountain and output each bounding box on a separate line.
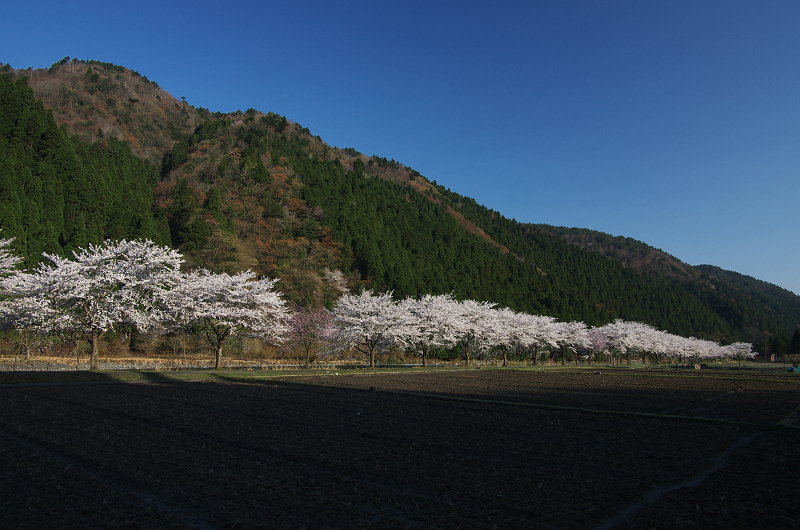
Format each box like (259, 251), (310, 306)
(693, 264), (800, 342)
(528, 225), (800, 344)
(0, 67), (172, 265)
(2, 58), (798, 350)
(10, 57), (201, 164)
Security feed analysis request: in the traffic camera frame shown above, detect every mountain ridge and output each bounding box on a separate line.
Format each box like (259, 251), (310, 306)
(528, 223), (800, 344)
(2, 58), (798, 351)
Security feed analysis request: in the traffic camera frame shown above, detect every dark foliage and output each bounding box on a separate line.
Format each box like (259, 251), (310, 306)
(0, 73), (170, 266)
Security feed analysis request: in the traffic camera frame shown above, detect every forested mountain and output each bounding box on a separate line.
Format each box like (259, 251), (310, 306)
(694, 265), (800, 341)
(530, 224), (800, 345)
(0, 72), (171, 267)
(1, 58), (798, 350)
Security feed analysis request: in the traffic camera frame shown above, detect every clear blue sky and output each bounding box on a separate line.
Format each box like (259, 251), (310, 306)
(3, 0), (799, 295)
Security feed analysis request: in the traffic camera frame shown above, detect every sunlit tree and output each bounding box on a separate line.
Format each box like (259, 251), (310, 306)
(10, 239), (183, 369)
(163, 269), (289, 369)
(550, 320), (588, 365)
(724, 342), (755, 367)
(397, 293), (461, 367)
(450, 299), (497, 366)
(0, 237), (21, 274)
(331, 291), (414, 368)
(518, 313), (559, 365)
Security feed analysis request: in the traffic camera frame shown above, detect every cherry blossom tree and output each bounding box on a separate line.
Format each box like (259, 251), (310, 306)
(486, 307), (527, 367)
(281, 306), (337, 368)
(593, 319), (729, 367)
(598, 320), (658, 366)
(2, 242), (69, 361)
(519, 314), (559, 365)
(12, 239), (183, 369)
(613, 321), (662, 365)
(550, 321), (588, 365)
(163, 269), (289, 369)
(585, 327), (609, 364)
(0, 237), (21, 328)
(331, 290), (414, 367)
(450, 299), (497, 366)
(1, 291), (69, 360)
(635, 324), (664, 364)
(660, 332), (686, 365)
(646, 329), (673, 366)
(724, 342), (754, 367)
(0, 237), (23, 309)
(397, 293), (461, 367)
(679, 336), (714, 363)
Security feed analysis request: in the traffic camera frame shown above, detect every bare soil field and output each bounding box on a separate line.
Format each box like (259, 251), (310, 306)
(0, 368), (798, 529)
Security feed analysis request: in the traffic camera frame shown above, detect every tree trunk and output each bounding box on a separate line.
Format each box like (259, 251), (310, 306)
(215, 344), (223, 370)
(210, 325), (231, 370)
(422, 348), (427, 367)
(90, 331), (101, 370)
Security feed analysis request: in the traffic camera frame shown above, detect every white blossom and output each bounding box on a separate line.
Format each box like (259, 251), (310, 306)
(449, 299), (498, 366)
(397, 293), (462, 366)
(549, 320), (589, 364)
(10, 239), (183, 369)
(162, 269), (289, 369)
(0, 237), (22, 275)
(331, 290), (415, 367)
(0, 237), (23, 299)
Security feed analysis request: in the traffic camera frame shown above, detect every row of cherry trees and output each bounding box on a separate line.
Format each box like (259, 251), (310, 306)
(1, 238), (753, 370)
(327, 291), (755, 368)
(0, 238), (288, 369)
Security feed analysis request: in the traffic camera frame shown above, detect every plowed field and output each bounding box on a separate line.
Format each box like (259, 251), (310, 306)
(1, 368), (798, 529)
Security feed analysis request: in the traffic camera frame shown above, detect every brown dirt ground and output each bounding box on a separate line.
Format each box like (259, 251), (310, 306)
(0, 368), (798, 529)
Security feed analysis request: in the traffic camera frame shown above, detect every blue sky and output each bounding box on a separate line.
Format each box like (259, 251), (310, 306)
(3, 1), (799, 295)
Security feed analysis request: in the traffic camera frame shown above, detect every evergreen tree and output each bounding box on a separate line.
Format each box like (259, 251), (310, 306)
(0, 72), (168, 264)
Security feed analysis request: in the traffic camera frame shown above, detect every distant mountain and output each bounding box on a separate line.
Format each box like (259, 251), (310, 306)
(2, 58), (797, 349)
(694, 264), (800, 339)
(530, 224), (800, 343)
(525, 224), (699, 281)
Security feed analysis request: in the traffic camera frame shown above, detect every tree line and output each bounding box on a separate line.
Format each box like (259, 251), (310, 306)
(0, 238), (286, 370)
(1, 238), (760, 371)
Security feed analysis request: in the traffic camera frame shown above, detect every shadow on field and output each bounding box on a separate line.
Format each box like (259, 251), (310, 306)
(0, 369), (122, 386)
(0, 371), (798, 529)
(276, 369), (800, 425)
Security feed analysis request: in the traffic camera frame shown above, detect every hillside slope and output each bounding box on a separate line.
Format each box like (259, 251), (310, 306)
(0, 72), (171, 266)
(2, 58), (798, 348)
(531, 224), (800, 342)
(12, 57), (200, 164)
